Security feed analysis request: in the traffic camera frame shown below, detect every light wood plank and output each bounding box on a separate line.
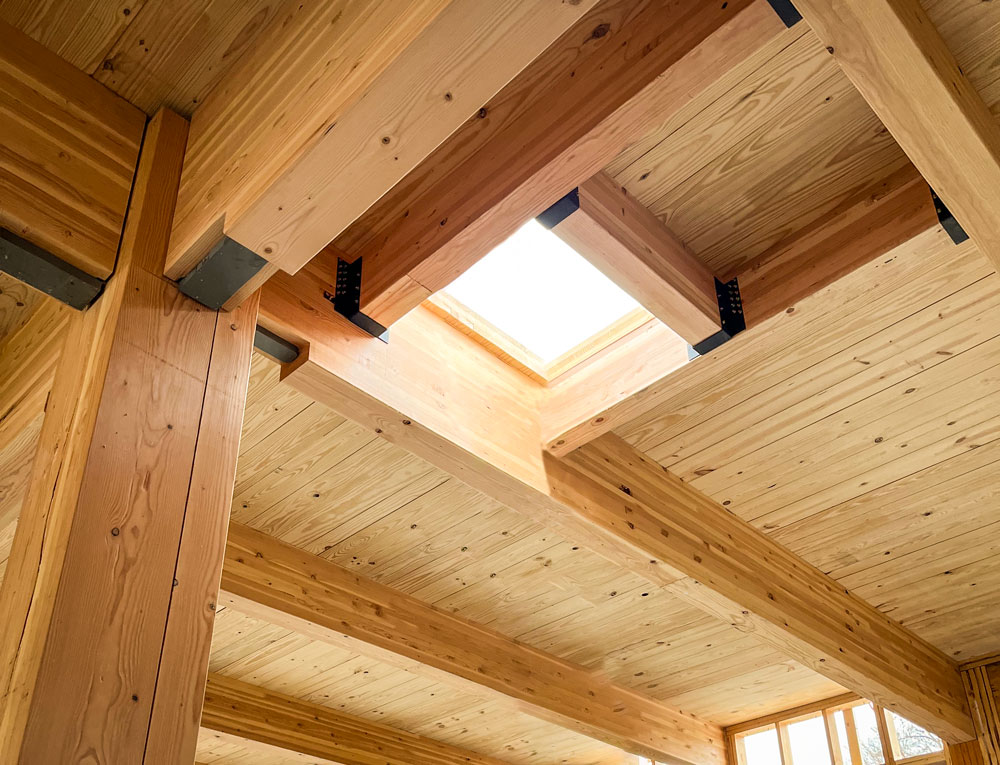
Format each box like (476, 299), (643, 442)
(550, 171), (720, 345)
(342, 0), (784, 326)
(92, 0), (278, 117)
(259, 261), (974, 743)
(221, 522), (726, 765)
(793, 0), (1000, 274)
(544, 163), (943, 456)
(166, 0), (600, 280)
(0, 21), (145, 277)
(145, 291), (260, 762)
(201, 673), (514, 765)
(0, 109), (256, 763)
(0, 297), (67, 454)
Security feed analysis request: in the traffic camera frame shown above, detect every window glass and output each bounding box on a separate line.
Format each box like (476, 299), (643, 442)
(742, 726), (782, 765)
(443, 220), (643, 362)
(885, 710), (943, 759)
(787, 715), (832, 765)
(852, 703), (886, 765)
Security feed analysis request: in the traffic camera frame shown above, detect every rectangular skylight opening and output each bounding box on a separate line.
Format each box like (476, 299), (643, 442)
(432, 219), (675, 380)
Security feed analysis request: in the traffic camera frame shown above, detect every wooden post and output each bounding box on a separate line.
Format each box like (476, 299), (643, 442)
(963, 663), (1000, 765)
(0, 108), (257, 763)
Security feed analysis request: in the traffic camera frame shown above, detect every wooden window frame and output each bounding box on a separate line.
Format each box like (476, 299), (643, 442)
(425, 292), (660, 383)
(727, 695), (947, 765)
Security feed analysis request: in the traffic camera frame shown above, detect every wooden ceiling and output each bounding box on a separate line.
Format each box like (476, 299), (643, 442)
(1, 0), (999, 763)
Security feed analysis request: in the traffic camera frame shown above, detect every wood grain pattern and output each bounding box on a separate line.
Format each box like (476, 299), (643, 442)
(737, 164), (937, 328)
(224, 355), (828, 742)
(0, 21), (145, 277)
(794, 0), (1000, 274)
(343, 0), (779, 325)
(167, 0), (600, 280)
(201, 673), (516, 765)
(259, 252), (974, 743)
(543, 164), (943, 456)
(964, 664), (1000, 764)
(220, 522), (726, 765)
(0, 296), (67, 455)
(145, 291), (260, 764)
(551, 172), (720, 345)
(0, 109), (256, 762)
(0, 273), (44, 343)
(92, 0), (278, 117)
(0, 0), (147, 72)
(554, 434), (973, 743)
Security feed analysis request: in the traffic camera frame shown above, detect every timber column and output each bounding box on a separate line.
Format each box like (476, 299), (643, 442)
(0, 109), (258, 763)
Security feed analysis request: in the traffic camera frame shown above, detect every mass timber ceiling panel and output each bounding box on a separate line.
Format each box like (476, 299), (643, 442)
(616, 230), (1000, 664)
(196, 728), (307, 765)
(0, 0), (277, 117)
(207, 606), (632, 765)
(606, 23), (910, 278)
(232, 353), (842, 737)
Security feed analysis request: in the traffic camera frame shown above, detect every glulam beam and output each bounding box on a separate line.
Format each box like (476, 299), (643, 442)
(258, 256), (974, 743)
(547, 172), (721, 346)
(165, 0), (602, 304)
(543, 164), (940, 456)
(221, 522), (726, 765)
(201, 674), (514, 765)
(334, 0), (784, 326)
(0, 110), (258, 763)
(0, 22), (144, 281)
(793, 0), (1000, 275)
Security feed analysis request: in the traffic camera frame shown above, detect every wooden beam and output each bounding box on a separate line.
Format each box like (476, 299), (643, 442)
(201, 673), (514, 765)
(543, 164), (940, 457)
(0, 298), (68, 454)
(541, 319), (690, 455)
(948, 741), (987, 765)
(335, 0), (784, 326)
(792, 0), (1000, 274)
(221, 522), (726, 765)
(548, 172), (721, 345)
(0, 21), (144, 278)
(963, 664), (1000, 764)
(0, 110), (257, 763)
(552, 434), (973, 743)
(259, 261), (974, 743)
(166, 0), (602, 285)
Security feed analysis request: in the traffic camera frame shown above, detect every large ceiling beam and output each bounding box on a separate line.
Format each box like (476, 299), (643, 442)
(221, 522), (726, 765)
(546, 171), (722, 347)
(0, 23), (144, 285)
(165, 0), (602, 306)
(201, 673), (514, 765)
(552, 434), (973, 743)
(335, 0), (785, 326)
(543, 163), (941, 456)
(0, 298), (68, 455)
(793, 0), (1000, 275)
(258, 258), (974, 743)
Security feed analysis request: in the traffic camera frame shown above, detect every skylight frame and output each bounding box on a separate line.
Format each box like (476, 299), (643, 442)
(427, 219), (662, 383)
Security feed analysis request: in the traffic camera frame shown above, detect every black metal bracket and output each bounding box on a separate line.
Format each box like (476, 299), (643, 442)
(536, 188), (580, 229)
(178, 236), (269, 310)
(692, 277), (746, 355)
(326, 256), (389, 342)
(0, 228), (105, 309)
(766, 0), (802, 27)
(929, 188), (969, 245)
(253, 325), (300, 364)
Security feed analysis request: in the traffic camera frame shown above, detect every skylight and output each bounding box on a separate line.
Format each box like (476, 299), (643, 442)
(443, 220), (642, 363)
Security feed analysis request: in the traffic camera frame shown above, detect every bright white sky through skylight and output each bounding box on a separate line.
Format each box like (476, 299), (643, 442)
(444, 219), (641, 362)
